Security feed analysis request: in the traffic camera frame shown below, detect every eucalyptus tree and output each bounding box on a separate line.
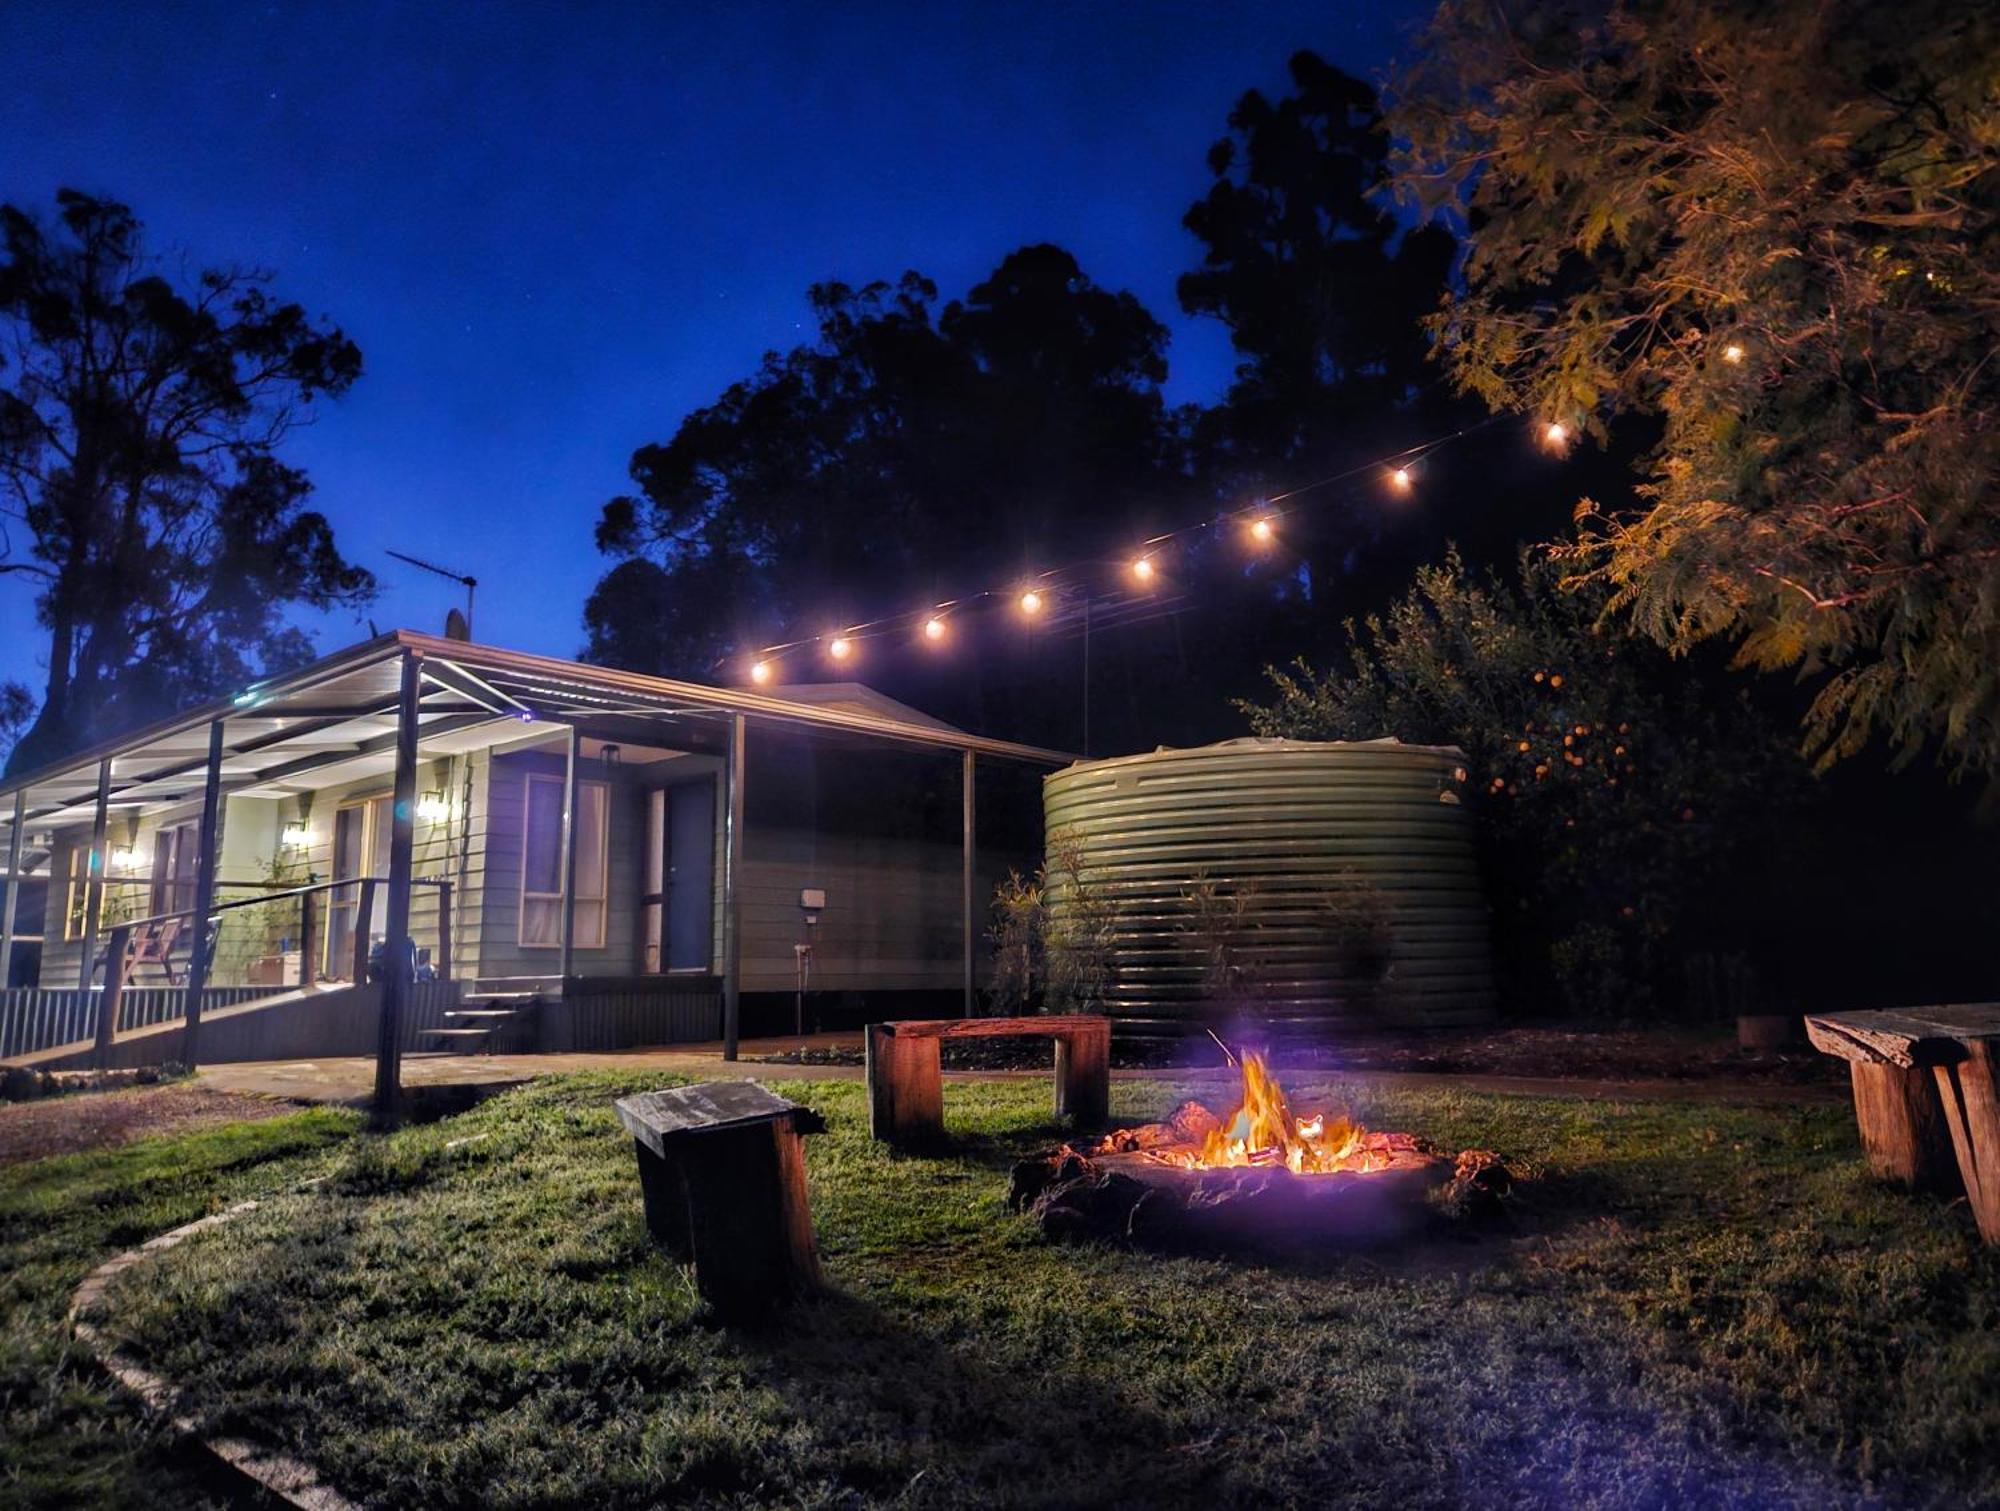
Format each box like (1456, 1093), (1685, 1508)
(0, 189), (373, 772)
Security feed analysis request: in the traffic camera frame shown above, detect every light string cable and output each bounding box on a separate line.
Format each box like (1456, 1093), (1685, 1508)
(734, 410), (1516, 682)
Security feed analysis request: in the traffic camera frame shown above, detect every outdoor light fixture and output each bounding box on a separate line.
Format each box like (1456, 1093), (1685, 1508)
(1248, 516), (1276, 545)
(280, 820), (311, 850)
(1390, 467), (1413, 492)
(1722, 343), (1745, 364)
(750, 659), (773, 685)
(1131, 555), (1156, 583)
(828, 636), (854, 661)
(109, 844), (141, 874)
(1019, 589), (1044, 616)
(1542, 421), (1570, 449)
(417, 789), (451, 823)
(923, 616), (947, 642)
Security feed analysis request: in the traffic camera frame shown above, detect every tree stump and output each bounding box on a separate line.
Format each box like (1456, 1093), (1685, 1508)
(614, 1083), (825, 1322)
(866, 1025), (944, 1145)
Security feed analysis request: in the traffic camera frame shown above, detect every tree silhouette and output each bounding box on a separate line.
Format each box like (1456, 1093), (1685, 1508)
(0, 190), (373, 773)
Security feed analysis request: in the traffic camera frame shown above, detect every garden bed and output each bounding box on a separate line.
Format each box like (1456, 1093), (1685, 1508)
(22, 1071), (1992, 1507)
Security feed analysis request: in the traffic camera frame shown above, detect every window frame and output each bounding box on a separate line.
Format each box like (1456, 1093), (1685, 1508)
(518, 773), (610, 950)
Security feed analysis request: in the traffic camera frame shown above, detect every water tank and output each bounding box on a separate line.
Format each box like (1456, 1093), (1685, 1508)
(1042, 737), (1494, 1031)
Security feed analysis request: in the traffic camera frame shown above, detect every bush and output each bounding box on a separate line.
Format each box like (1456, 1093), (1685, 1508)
(1239, 549), (1809, 1018)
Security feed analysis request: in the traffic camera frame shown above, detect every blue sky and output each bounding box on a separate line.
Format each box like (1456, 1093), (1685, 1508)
(2, 0), (1432, 698)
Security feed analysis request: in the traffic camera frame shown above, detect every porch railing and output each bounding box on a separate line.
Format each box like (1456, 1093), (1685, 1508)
(1, 875), (451, 1063)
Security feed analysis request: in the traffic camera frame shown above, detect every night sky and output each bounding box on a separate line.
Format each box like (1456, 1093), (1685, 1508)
(3, 0), (1433, 697)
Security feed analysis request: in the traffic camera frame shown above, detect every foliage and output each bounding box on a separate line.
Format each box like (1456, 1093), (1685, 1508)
(17, 1072), (1990, 1506)
(1392, 0), (2000, 777)
(986, 831), (1115, 1015)
(0, 189), (374, 774)
(1240, 549), (1807, 1016)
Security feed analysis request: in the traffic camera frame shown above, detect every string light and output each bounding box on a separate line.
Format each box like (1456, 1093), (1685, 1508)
(1722, 343), (1745, 364)
(728, 413), (1522, 673)
(1542, 421), (1570, 449)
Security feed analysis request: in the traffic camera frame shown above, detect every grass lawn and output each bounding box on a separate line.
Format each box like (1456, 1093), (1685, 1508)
(7, 1074), (1998, 1508)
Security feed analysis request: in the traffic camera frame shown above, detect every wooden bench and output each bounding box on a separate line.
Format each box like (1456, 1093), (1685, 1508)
(614, 1082), (825, 1321)
(866, 1014), (1110, 1146)
(1806, 1005), (2000, 1243)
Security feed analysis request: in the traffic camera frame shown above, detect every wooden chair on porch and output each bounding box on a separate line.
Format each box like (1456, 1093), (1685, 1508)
(92, 916), (186, 987)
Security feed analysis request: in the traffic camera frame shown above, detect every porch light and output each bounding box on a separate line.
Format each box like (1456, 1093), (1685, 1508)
(1018, 589), (1044, 616)
(749, 658), (773, 685)
(417, 789), (451, 823)
(1248, 515), (1276, 545)
(109, 843), (142, 874)
(280, 820), (311, 850)
(828, 636), (854, 661)
(1130, 555), (1155, 584)
(923, 616), (946, 642)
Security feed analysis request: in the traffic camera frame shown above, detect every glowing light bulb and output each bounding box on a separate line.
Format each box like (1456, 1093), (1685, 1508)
(828, 637), (853, 661)
(749, 659), (773, 685)
(1131, 555), (1155, 583)
(1390, 467), (1412, 492)
(1019, 589), (1043, 616)
(1722, 343), (1744, 364)
(1543, 421), (1569, 448)
(1249, 516), (1276, 545)
(923, 616), (946, 642)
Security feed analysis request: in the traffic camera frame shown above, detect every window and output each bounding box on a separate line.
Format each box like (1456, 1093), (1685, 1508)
(520, 775), (608, 949)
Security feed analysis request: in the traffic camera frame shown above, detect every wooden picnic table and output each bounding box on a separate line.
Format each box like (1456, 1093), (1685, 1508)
(866, 1014), (1110, 1146)
(1805, 1005), (2000, 1243)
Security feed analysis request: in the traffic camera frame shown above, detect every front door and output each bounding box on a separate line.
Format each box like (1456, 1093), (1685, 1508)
(643, 780), (714, 972)
(325, 795), (391, 980)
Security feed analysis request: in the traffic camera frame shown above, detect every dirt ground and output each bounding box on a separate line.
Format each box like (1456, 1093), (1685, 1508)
(0, 1085), (298, 1167)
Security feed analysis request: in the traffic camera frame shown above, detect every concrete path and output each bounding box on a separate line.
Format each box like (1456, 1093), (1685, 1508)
(195, 1034), (1844, 1109)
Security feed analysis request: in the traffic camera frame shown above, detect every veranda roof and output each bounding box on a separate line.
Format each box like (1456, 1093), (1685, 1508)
(0, 630), (1072, 837)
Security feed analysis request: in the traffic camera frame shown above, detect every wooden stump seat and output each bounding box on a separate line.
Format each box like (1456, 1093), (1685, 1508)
(867, 1014), (1110, 1147)
(1806, 1005), (2000, 1243)
(614, 1082), (825, 1322)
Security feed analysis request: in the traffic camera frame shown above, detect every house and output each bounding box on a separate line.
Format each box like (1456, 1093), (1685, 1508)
(0, 631), (1067, 1075)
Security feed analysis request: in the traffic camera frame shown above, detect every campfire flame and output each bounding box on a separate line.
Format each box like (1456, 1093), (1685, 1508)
(1159, 1052), (1381, 1174)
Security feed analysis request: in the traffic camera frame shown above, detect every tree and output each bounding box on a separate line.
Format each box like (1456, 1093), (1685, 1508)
(588, 247), (1189, 749)
(0, 190), (372, 774)
(1239, 549), (1806, 1016)
(1393, 0), (2000, 777)
(1181, 50), (1461, 469)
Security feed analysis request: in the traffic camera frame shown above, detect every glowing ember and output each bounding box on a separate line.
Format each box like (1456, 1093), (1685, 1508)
(1150, 1053), (1389, 1175)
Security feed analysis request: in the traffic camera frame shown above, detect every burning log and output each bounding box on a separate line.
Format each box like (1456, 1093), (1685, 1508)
(1009, 1057), (1517, 1253)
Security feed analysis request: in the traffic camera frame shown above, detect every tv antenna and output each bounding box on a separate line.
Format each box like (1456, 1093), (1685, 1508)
(387, 549), (477, 639)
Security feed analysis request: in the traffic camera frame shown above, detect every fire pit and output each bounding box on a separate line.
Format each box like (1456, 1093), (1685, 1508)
(1009, 1053), (1513, 1252)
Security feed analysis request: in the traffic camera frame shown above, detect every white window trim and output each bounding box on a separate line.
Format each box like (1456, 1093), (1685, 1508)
(519, 773), (610, 950)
